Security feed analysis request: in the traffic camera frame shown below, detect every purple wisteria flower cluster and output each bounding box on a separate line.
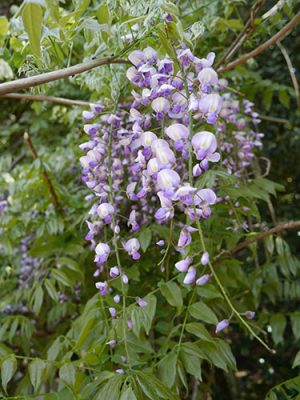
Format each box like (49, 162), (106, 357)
(218, 92), (264, 176)
(80, 46), (224, 299)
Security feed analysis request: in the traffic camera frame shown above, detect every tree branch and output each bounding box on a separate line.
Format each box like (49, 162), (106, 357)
(2, 93), (91, 107)
(229, 221), (300, 255)
(24, 131), (62, 213)
(0, 57), (129, 95)
(277, 41), (300, 109)
(216, 0), (265, 69)
(218, 12), (300, 73)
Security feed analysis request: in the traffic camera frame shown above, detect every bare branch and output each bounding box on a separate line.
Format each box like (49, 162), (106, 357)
(218, 12), (300, 73)
(24, 132), (62, 213)
(0, 57), (129, 95)
(277, 41), (300, 109)
(2, 93), (91, 107)
(229, 221), (300, 255)
(216, 0), (265, 69)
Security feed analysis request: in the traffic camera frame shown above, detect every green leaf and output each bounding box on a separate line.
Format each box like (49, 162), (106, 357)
(292, 351), (300, 368)
(96, 3), (111, 25)
(158, 352), (177, 388)
(29, 359), (46, 392)
(189, 302), (218, 324)
(180, 347), (202, 380)
(291, 312), (300, 341)
(270, 314), (286, 345)
(185, 322), (213, 341)
(139, 228), (152, 252)
(120, 387), (137, 400)
(44, 279), (58, 302)
(159, 281), (183, 311)
(95, 375), (123, 399)
(32, 285), (44, 314)
(0, 17), (9, 36)
(22, 1), (44, 57)
(59, 363), (76, 388)
(278, 89), (290, 108)
(1, 356), (17, 393)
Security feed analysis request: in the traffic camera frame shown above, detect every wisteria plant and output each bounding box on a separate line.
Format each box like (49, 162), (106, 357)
(0, 1), (300, 399)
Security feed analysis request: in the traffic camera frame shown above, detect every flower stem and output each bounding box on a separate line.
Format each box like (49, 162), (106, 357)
(193, 210), (274, 353)
(107, 108), (132, 369)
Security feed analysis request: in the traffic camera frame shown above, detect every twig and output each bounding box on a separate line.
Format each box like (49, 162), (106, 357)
(216, 0), (265, 69)
(258, 114), (289, 124)
(229, 221), (300, 255)
(2, 93), (91, 107)
(218, 12), (300, 73)
(0, 57), (129, 95)
(24, 132), (62, 213)
(277, 41), (300, 109)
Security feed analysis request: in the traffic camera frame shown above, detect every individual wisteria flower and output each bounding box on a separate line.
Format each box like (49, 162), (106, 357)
(183, 266), (197, 285)
(95, 243), (110, 266)
(95, 281), (108, 296)
(192, 131), (220, 171)
(110, 266), (119, 278)
(123, 238), (141, 260)
(201, 251), (210, 265)
(114, 294), (121, 303)
(116, 369), (125, 374)
(175, 256), (193, 272)
(97, 203), (114, 224)
(245, 311), (256, 319)
(196, 274), (211, 286)
(109, 307), (117, 318)
(136, 297), (148, 308)
(106, 340), (117, 346)
(215, 319), (230, 333)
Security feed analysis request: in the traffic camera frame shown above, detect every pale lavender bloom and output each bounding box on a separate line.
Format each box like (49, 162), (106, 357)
(97, 203), (114, 224)
(196, 274), (211, 286)
(95, 243), (110, 265)
(165, 123), (189, 141)
(110, 266), (119, 278)
(175, 256), (193, 272)
(245, 311), (256, 319)
(122, 274), (129, 284)
(194, 189), (217, 218)
(95, 281), (108, 296)
(183, 266), (197, 285)
(155, 191), (174, 222)
(157, 57), (173, 74)
(136, 297), (148, 308)
(82, 110), (95, 122)
(123, 238), (141, 260)
(198, 68), (218, 92)
(83, 123), (101, 136)
(128, 210), (140, 231)
(157, 240), (165, 246)
(147, 158), (160, 177)
(127, 320), (133, 329)
(198, 93), (223, 124)
(143, 47), (157, 64)
(193, 164), (202, 177)
(140, 131), (157, 147)
(155, 146), (176, 167)
(90, 103), (104, 114)
(121, 356), (126, 363)
(192, 131), (220, 164)
(128, 50), (145, 67)
(201, 251), (210, 265)
(215, 319), (230, 333)
(178, 226), (197, 248)
(157, 169), (180, 192)
(194, 52), (215, 72)
(109, 307), (117, 318)
(116, 369), (124, 374)
(174, 185), (197, 206)
(151, 97), (170, 120)
(114, 294), (121, 303)
(106, 340), (117, 346)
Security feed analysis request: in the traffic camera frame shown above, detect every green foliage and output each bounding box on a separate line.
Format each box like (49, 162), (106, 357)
(0, 0), (299, 399)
